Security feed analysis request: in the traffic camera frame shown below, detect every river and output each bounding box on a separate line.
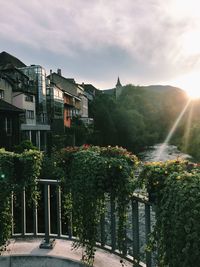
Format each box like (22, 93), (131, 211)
(138, 143), (192, 162)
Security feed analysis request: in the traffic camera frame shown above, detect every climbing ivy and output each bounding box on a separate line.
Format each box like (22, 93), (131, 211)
(59, 145), (139, 265)
(140, 160), (200, 267)
(0, 149), (43, 252)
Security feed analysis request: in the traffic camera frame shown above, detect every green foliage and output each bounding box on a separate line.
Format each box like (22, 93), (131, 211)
(13, 140), (38, 153)
(39, 155), (64, 181)
(140, 160), (200, 267)
(0, 148), (43, 251)
(181, 122), (200, 161)
(58, 145), (138, 265)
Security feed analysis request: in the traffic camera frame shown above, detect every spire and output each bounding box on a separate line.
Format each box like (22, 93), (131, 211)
(116, 76), (122, 87)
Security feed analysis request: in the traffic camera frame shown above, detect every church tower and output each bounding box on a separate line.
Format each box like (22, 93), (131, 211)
(115, 77), (122, 99)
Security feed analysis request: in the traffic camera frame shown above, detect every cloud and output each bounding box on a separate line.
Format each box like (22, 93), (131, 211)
(0, 0), (200, 88)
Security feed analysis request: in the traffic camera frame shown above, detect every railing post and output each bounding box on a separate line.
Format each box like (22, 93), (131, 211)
(40, 183), (55, 249)
(110, 195), (116, 251)
(100, 213), (106, 247)
(57, 185), (62, 237)
(145, 204), (152, 267)
(68, 211), (73, 239)
(33, 186), (38, 236)
(11, 191), (14, 236)
(132, 199), (140, 266)
(22, 187), (26, 236)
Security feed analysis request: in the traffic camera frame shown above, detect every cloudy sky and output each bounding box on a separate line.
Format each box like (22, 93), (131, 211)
(1, 0), (200, 92)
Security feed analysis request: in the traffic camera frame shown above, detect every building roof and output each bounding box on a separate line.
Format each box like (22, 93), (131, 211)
(82, 84), (99, 93)
(0, 99), (24, 113)
(47, 72), (78, 97)
(0, 51), (26, 69)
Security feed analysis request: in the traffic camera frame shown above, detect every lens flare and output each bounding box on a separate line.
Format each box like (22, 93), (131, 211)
(155, 99), (191, 161)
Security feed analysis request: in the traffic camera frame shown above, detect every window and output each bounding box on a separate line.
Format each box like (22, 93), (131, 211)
(25, 94), (34, 102)
(5, 117), (12, 135)
(0, 89), (4, 99)
(26, 110), (34, 119)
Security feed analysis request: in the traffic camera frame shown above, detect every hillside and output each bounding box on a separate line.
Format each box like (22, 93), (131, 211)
(90, 84), (189, 153)
(143, 84), (185, 94)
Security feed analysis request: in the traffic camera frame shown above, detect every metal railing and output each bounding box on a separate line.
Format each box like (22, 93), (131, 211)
(11, 179), (154, 267)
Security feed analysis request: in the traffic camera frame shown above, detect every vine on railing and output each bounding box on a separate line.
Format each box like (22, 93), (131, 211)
(0, 148), (42, 252)
(140, 159), (200, 267)
(2, 145), (200, 267)
(57, 145), (139, 265)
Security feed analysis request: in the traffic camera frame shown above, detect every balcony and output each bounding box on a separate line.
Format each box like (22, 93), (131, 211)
(0, 179), (154, 267)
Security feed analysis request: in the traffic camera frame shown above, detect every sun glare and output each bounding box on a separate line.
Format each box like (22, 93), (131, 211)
(172, 72), (200, 99)
(185, 88), (200, 99)
(183, 78), (200, 99)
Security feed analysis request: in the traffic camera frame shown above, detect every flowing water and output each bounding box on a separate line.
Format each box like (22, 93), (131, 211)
(139, 143), (192, 162)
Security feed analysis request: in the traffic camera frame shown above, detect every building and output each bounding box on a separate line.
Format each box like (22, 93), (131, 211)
(0, 72), (24, 150)
(0, 72), (13, 103)
(0, 51), (97, 149)
(0, 99), (23, 150)
(102, 77), (123, 99)
(46, 80), (64, 134)
(115, 77), (123, 99)
(16, 65), (50, 150)
(47, 70), (85, 128)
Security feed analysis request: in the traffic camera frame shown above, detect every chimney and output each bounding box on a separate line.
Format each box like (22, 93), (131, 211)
(50, 69), (52, 81)
(57, 68), (62, 76)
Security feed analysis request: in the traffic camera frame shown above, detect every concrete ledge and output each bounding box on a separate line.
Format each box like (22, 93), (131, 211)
(0, 255), (83, 267)
(0, 238), (133, 267)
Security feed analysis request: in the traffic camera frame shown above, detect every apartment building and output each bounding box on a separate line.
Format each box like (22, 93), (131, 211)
(19, 65), (50, 150)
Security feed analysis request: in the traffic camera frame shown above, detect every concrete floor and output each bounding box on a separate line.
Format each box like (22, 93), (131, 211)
(1, 238), (133, 267)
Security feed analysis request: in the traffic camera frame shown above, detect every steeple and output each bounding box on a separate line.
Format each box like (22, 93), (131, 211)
(116, 76), (122, 87)
(115, 77), (123, 99)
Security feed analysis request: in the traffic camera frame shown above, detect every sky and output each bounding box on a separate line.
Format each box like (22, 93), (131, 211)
(1, 0), (200, 93)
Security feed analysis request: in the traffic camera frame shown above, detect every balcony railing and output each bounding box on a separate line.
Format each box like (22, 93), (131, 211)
(11, 179), (154, 267)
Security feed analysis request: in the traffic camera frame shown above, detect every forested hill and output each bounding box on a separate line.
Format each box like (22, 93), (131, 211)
(90, 84), (191, 155)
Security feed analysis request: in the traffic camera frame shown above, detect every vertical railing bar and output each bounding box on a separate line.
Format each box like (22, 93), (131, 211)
(57, 185), (62, 237)
(44, 183), (50, 244)
(145, 204), (152, 267)
(33, 186), (38, 236)
(100, 213), (106, 247)
(122, 222), (128, 256)
(11, 191), (14, 236)
(110, 195), (116, 252)
(68, 211), (73, 239)
(132, 199), (140, 266)
(39, 182), (55, 248)
(22, 186), (26, 236)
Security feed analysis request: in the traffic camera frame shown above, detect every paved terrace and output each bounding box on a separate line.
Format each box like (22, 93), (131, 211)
(1, 238), (136, 267)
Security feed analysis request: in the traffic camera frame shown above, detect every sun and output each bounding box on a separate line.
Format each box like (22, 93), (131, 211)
(183, 77), (200, 99)
(173, 72), (200, 99)
(185, 87), (200, 99)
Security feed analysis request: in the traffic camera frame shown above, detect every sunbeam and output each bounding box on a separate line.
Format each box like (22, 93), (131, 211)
(182, 102), (194, 152)
(155, 99), (191, 161)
